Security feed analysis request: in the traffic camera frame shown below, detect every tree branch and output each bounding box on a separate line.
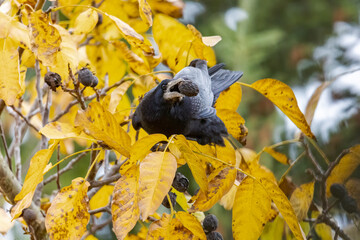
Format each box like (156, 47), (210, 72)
(0, 154), (48, 239)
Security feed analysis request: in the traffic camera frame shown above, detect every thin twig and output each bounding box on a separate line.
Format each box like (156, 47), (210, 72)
(35, 60), (44, 120)
(89, 217), (112, 234)
(56, 145), (61, 190)
(88, 206), (111, 215)
(14, 114), (22, 181)
(41, 86), (51, 149)
(319, 216), (351, 240)
(104, 150), (109, 175)
(44, 151), (88, 185)
(324, 149), (350, 178)
(51, 78), (133, 122)
(89, 173), (121, 189)
(0, 122), (11, 170)
(9, 106), (40, 133)
(302, 141), (324, 176)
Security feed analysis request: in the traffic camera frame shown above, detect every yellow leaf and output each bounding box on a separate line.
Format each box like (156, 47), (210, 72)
(124, 227), (148, 239)
(260, 177), (305, 240)
(130, 134), (168, 163)
(245, 79), (315, 139)
(52, 24), (79, 81)
(138, 0), (152, 27)
(58, 0), (92, 18)
(112, 166), (140, 240)
(39, 122), (94, 140)
(0, 39), (25, 106)
(191, 167), (236, 212)
(0, 12), (30, 48)
(12, 142), (58, 219)
(171, 188), (189, 212)
(90, 185), (114, 218)
(202, 36), (222, 47)
(238, 148), (260, 170)
(176, 212), (206, 239)
(326, 145), (360, 196)
(148, 0), (184, 18)
(175, 135), (208, 194)
(45, 178), (90, 239)
(11, 192), (33, 220)
(215, 82), (242, 111)
(345, 178), (360, 210)
(147, 213), (171, 239)
(84, 235), (98, 240)
(263, 146), (289, 165)
(290, 182), (314, 221)
(232, 177), (272, 240)
(153, 14), (216, 72)
(86, 43), (127, 86)
(112, 41), (150, 75)
(74, 9), (98, 35)
(108, 80), (133, 113)
(219, 183), (238, 210)
(304, 82), (331, 126)
(29, 11), (61, 66)
(75, 102), (131, 157)
(138, 152), (177, 220)
(99, 9), (154, 55)
(217, 109), (247, 143)
(260, 216), (285, 240)
(312, 212), (332, 240)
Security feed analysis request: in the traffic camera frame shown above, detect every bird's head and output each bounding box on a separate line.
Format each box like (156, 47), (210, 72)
(161, 78), (199, 102)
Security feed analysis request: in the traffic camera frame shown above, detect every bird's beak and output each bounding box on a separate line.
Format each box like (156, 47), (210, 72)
(163, 78), (185, 102)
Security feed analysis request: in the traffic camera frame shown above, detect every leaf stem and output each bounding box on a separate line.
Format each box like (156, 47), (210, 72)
(46, 148), (101, 173)
(278, 151), (306, 185)
(308, 137), (329, 165)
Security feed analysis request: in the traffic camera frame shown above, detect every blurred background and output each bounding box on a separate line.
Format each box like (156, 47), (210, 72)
(179, 0), (360, 239)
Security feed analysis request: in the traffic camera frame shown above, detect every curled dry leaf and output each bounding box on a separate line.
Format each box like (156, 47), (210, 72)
(138, 0), (153, 27)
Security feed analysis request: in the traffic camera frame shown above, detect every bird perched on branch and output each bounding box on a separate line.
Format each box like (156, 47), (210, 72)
(132, 59), (243, 146)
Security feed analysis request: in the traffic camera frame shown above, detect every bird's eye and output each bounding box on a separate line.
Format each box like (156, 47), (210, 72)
(161, 84), (167, 91)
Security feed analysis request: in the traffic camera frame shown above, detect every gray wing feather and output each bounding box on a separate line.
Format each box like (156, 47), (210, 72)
(211, 69), (243, 101)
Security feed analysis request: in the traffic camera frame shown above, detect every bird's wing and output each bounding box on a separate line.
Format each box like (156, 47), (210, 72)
(208, 63), (225, 75)
(196, 107), (217, 119)
(211, 69), (243, 101)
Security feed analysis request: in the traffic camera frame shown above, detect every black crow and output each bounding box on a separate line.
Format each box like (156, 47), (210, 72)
(132, 59), (243, 146)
